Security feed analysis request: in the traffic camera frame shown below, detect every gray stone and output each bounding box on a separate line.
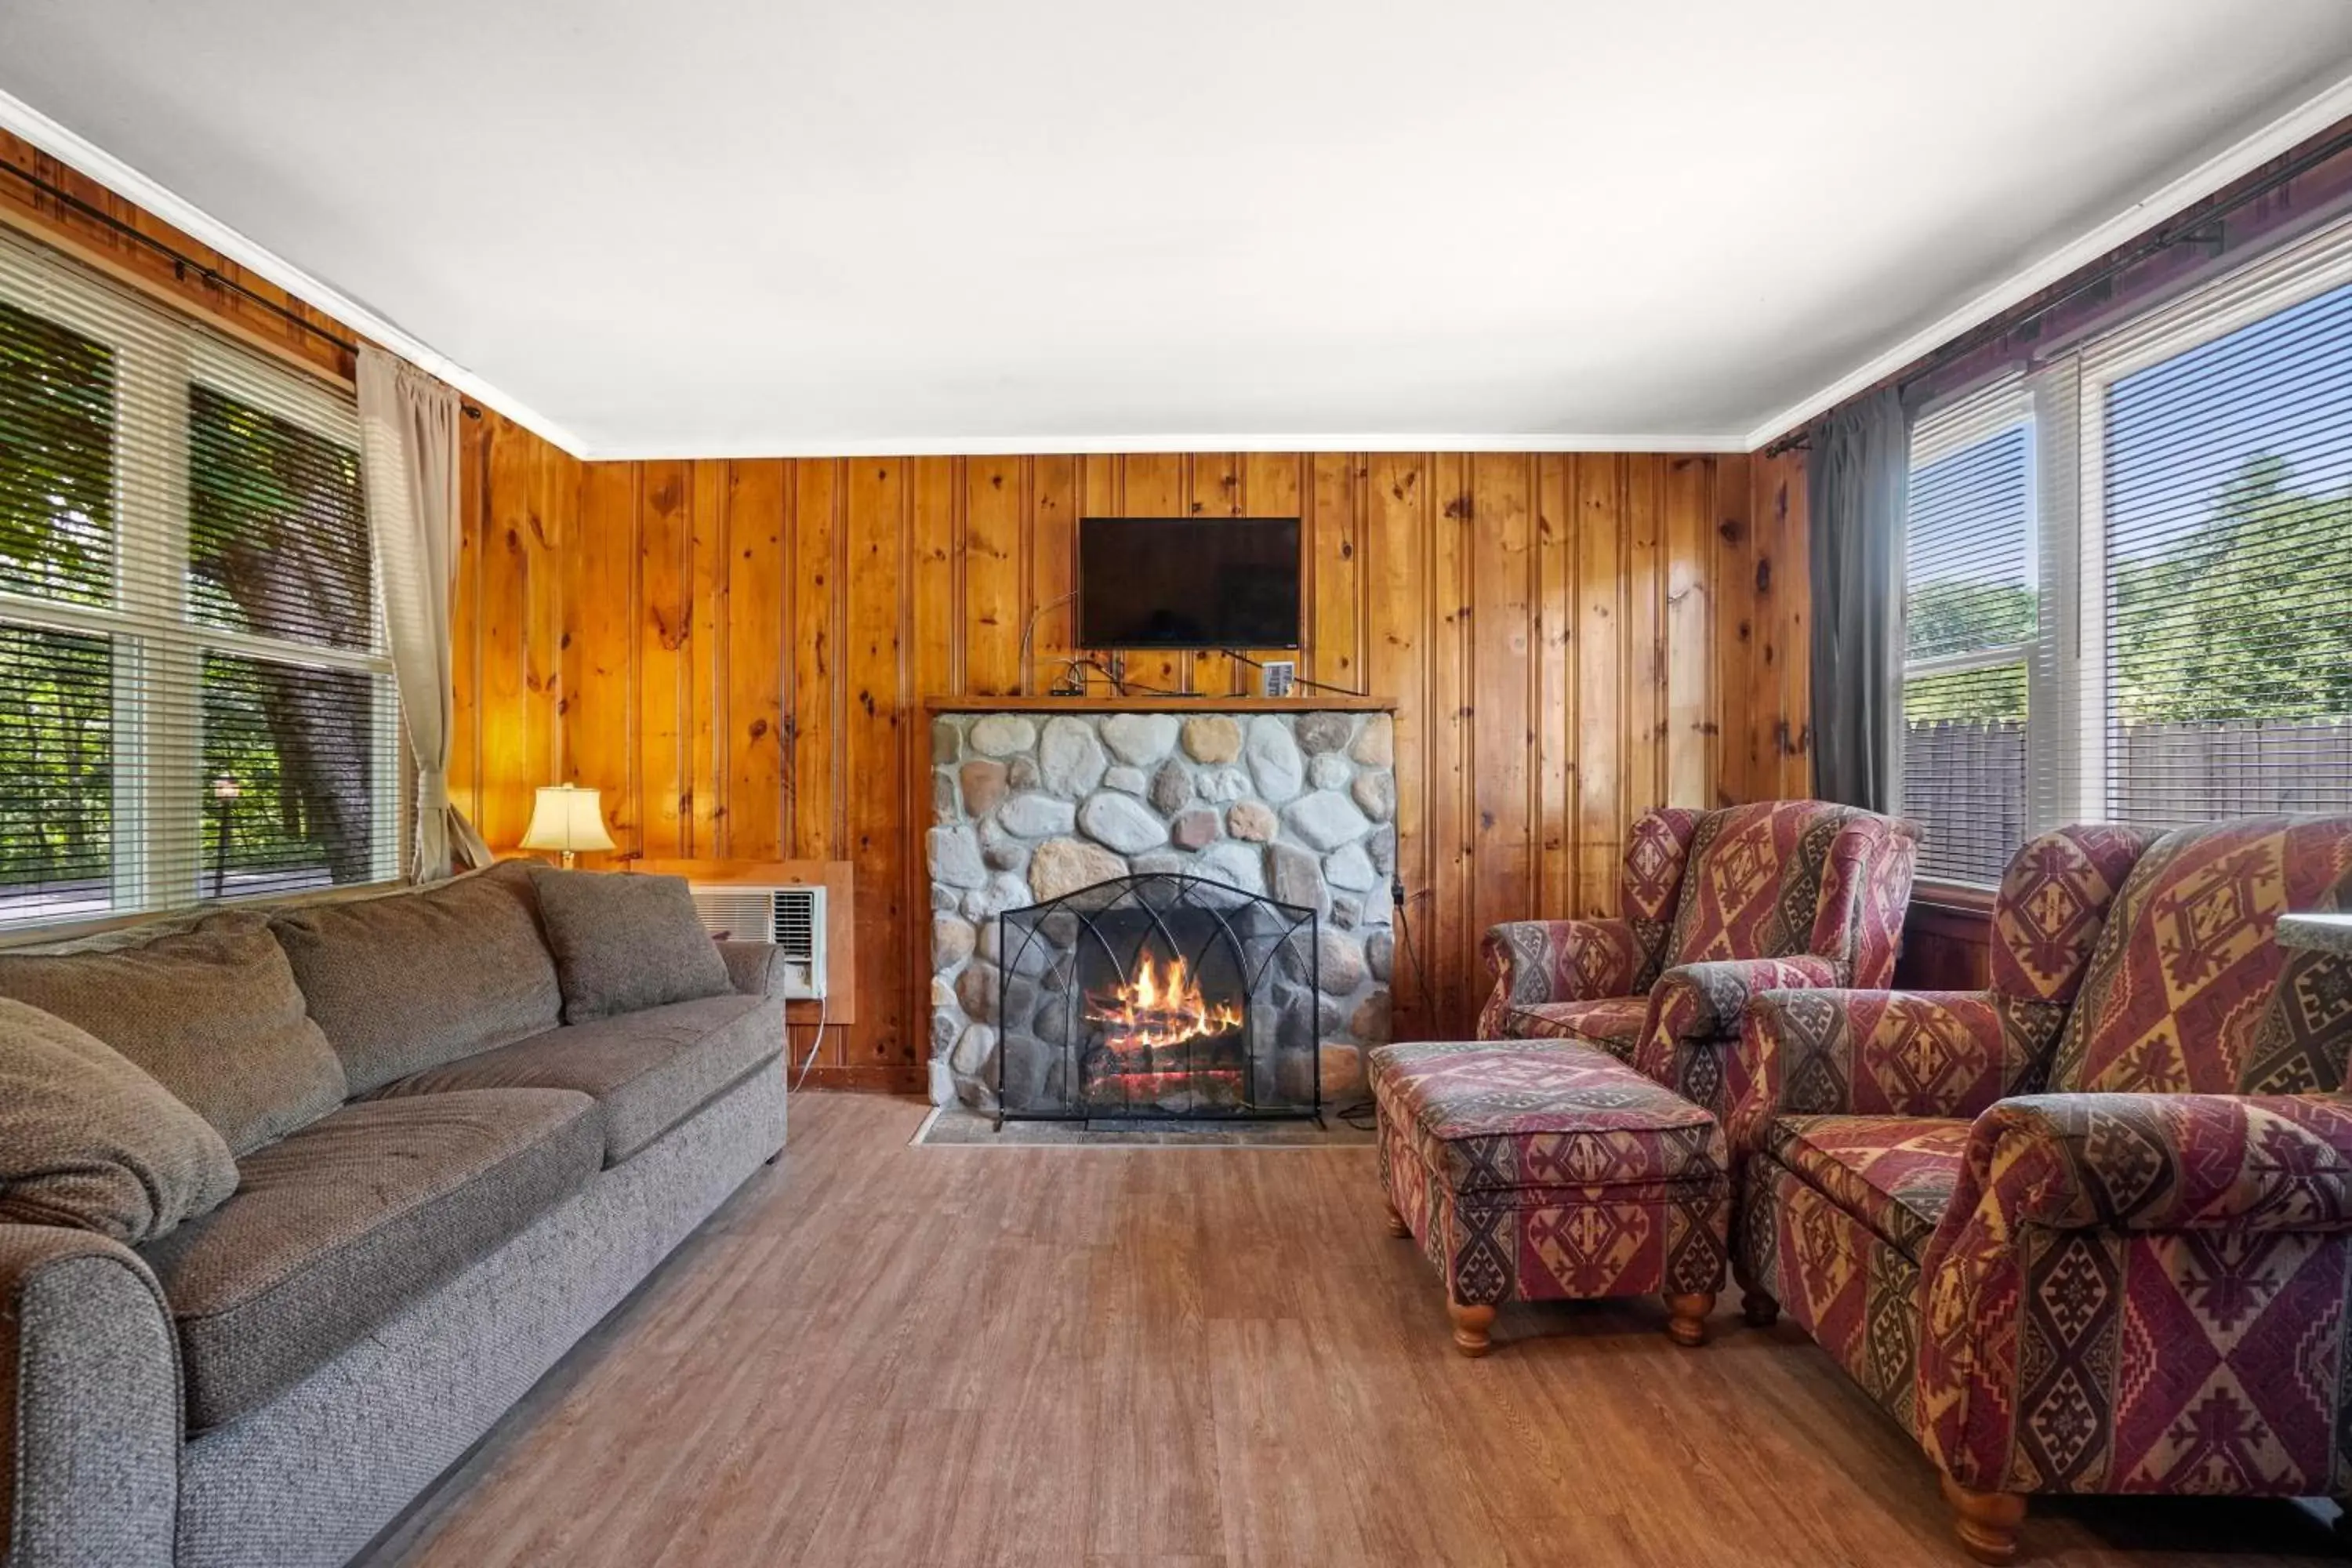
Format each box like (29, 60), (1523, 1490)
(932, 915), (977, 968)
(960, 759), (1009, 817)
(931, 885), (959, 913)
(1367, 825), (1397, 877)
(1269, 841), (1328, 915)
(978, 818), (1031, 873)
(997, 793), (1076, 837)
(1080, 790), (1169, 854)
(1007, 755), (1041, 792)
(1029, 837), (1127, 901)
(931, 975), (958, 1008)
(1325, 841), (1379, 892)
(1276, 930), (1315, 985)
(1319, 994), (1349, 1035)
(930, 1057), (957, 1106)
(1101, 713), (1180, 766)
(927, 825), (988, 889)
(956, 962), (1000, 1023)
(955, 1072), (996, 1113)
(1182, 714), (1242, 764)
(1196, 766), (1250, 804)
(1367, 929), (1394, 982)
(959, 889), (988, 921)
(1283, 791), (1371, 851)
(976, 918), (1002, 966)
(1227, 800), (1276, 841)
(1349, 991), (1393, 1046)
(1196, 840), (1266, 896)
(952, 1023), (999, 1078)
(1351, 713), (1394, 768)
(1319, 928), (1367, 993)
(1308, 753), (1352, 791)
(929, 1006), (962, 1058)
(1131, 851), (1189, 878)
(1039, 716), (1107, 797)
(1352, 771), (1396, 822)
(1330, 895), (1360, 930)
(1170, 809), (1221, 851)
(1275, 985), (1317, 1058)
(1104, 765), (1147, 796)
(931, 716), (964, 763)
(1245, 717), (1305, 803)
(971, 873), (1032, 920)
(1000, 1036), (1052, 1108)
(1033, 1000), (1070, 1051)
(1294, 712), (1352, 754)
(932, 768), (959, 824)
(970, 715), (1037, 757)
(1149, 758), (1192, 816)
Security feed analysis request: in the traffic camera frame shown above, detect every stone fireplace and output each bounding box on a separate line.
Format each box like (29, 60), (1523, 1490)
(925, 704), (1397, 1114)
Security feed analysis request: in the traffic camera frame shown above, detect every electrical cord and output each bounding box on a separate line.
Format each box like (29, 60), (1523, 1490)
(789, 986), (831, 1094)
(1332, 876), (1428, 1131)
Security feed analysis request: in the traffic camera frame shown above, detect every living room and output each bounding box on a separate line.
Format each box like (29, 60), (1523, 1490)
(3, 3), (2352, 1565)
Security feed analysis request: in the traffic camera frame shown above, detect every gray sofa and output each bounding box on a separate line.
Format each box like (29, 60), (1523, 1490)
(0, 862), (791, 1568)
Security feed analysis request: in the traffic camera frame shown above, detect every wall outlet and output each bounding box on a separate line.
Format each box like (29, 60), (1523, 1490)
(1258, 659), (1296, 699)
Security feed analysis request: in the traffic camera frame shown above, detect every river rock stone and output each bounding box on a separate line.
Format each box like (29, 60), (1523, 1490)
(1196, 766), (1250, 804)
(1269, 841), (1327, 915)
(1351, 713), (1394, 768)
(1131, 851), (1188, 878)
(1101, 713), (1180, 765)
(1149, 758), (1192, 816)
(1007, 755), (1041, 792)
(1182, 714), (1242, 764)
(1325, 842), (1379, 892)
(932, 915), (976, 968)
(1104, 765), (1146, 796)
(1170, 809), (1221, 851)
(1308, 753), (1352, 791)
(978, 818), (1030, 872)
(1227, 800), (1277, 841)
(969, 715), (1036, 757)
(1319, 928), (1367, 993)
(1029, 837), (1127, 901)
(1367, 929), (1394, 982)
(952, 1022), (999, 1078)
(1196, 840), (1266, 895)
(1294, 712), (1352, 754)
(932, 716), (964, 762)
(955, 961), (1000, 1022)
(1039, 716), (1107, 797)
(1367, 825), (1397, 877)
(1283, 790), (1371, 851)
(997, 793), (1076, 837)
(1348, 991), (1393, 1045)
(932, 768), (958, 824)
(1080, 791), (1168, 854)
(971, 873), (1032, 920)
(931, 1057), (958, 1105)
(1245, 717), (1304, 803)
(1330, 895), (1361, 929)
(960, 759), (1008, 817)
(1351, 770), (1396, 822)
(930, 1005), (962, 1058)
(927, 825), (988, 890)
(1319, 1043), (1364, 1098)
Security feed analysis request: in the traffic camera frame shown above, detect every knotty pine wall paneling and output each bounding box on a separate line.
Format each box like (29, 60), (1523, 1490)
(453, 445), (1813, 1094)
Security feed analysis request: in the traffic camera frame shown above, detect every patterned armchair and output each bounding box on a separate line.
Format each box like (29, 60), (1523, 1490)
(1479, 800), (1919, 1116)
(1730, 816), (2352, 1563)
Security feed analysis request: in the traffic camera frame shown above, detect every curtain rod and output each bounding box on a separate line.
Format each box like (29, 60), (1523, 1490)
(1762, 122), (2352, 459)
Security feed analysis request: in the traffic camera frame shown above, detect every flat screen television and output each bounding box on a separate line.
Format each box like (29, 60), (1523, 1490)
(1077, 516), (1301, 649)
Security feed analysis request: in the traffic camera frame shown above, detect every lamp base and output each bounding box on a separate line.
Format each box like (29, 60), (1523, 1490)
(559, 850), (579, 869)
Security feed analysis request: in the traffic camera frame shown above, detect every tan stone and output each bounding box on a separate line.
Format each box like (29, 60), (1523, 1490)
(1226, 800), (1277, 842)
(1318, 1042), (1364, 1100)
(1348, 989), (1393, 1045)
(1351, 713), (1395, 768)
(960, 759), (1008, 817)
(1028, 837), (1128, 902)
(1181, 714), (1242, 764)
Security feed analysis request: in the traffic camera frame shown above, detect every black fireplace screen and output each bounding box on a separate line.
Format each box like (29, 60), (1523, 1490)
(996, 873), (1320, 1123)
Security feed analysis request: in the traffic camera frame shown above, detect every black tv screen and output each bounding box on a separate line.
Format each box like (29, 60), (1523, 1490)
(1077, 517), (1301, 649)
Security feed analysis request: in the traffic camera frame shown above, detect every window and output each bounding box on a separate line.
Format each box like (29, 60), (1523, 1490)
(1903, 218), (2352, 885)
(0, 227), (398, 929)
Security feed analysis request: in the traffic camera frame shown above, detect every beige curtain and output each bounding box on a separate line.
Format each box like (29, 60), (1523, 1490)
(358, 346), (490, 880)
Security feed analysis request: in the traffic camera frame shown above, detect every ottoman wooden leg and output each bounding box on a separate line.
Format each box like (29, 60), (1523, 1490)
(1384, 1200), (1410, 1238)
(1940, 1473), (2025, 1565)
(1664, 1291), (1715, 1347)
(1446, 1299), (1495, 1358)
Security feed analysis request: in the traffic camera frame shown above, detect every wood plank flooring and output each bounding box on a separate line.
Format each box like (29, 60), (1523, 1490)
(361, 1093), (2347, 1567)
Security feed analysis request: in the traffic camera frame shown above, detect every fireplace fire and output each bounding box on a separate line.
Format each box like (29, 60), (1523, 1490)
(996, 873), (1320, 1124)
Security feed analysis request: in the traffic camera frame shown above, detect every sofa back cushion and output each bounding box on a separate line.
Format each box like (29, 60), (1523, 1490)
(0, 997), (240, 1243)
(527, 867), (733, 1023)
(1808, 815), (1922, 988)
(1988, 824), (2162, 1009)
(2046, 815), (2352, 1095)
(0, 913), (348, 1154)
(273, 860), (564, 1094)
(1664, 800), (1875, 968)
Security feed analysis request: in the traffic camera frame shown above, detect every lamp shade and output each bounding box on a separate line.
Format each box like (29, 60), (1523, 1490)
(519, 785), (616, 855)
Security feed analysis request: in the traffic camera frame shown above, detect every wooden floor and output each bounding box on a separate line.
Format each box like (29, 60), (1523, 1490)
(362, 1093), (2347, 1568)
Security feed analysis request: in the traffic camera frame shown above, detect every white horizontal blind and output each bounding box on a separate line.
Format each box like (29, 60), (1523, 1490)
(2086, 267), (2352, 829)
(0, 227), (399, 930)
(1903, 378), (2035, 884)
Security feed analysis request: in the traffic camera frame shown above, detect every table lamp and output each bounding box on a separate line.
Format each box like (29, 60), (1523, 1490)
(520, 784), (616, 869)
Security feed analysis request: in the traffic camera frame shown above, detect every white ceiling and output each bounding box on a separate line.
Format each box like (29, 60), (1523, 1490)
(6, 1), (2352, 458)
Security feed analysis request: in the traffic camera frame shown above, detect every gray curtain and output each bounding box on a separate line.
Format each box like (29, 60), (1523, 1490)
(1806, 387), (1910, 812)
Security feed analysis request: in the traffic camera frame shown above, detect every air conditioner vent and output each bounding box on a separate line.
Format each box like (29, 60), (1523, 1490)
(686, 883), (826, 1000)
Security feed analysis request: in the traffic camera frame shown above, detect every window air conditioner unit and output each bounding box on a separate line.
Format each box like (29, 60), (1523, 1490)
(686, 884), (826, 1000)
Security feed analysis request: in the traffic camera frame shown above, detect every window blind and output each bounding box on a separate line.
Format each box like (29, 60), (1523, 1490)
(0, 226), (399, 930)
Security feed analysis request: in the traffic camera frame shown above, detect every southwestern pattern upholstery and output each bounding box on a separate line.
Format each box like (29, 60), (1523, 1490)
(1368, 1040), (1730, 1354)
(1731, 815), (2352, 1563)
(1479, 800), (1919, 1119)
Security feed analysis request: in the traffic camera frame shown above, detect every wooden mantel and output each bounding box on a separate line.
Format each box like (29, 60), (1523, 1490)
(924, 694), (1396, 714)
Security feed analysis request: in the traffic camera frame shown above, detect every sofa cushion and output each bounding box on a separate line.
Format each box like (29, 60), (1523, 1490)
(1492, 995), (1650, 1058)
(272, 860), (564, 1094)
(0, 913), (348, 1155)
(138, 1087), (601, 1430)
(528, 867), (733, 1023)
(0, 997), (239, 1243)
(1764, 1113), (1970, 1261)
(370, 993), (779, 1164)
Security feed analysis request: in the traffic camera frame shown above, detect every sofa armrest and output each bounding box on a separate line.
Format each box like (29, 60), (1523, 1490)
(715, 940), (784, 1000)
(1724, 988), (2035, 1162)
(1477, 918), (1643, 1037)
(2, 1225), (180, 1568)
(1630, 957), (1842, 1117)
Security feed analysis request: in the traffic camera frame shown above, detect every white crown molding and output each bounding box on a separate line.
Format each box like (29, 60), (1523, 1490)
(590, 430), (1754, 461)
(1741, 66), (2352, 451)
(0, 87), (590, 454)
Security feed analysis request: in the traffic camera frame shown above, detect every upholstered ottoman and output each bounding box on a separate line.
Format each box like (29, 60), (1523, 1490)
(1369, 1040), (1730, 1355)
